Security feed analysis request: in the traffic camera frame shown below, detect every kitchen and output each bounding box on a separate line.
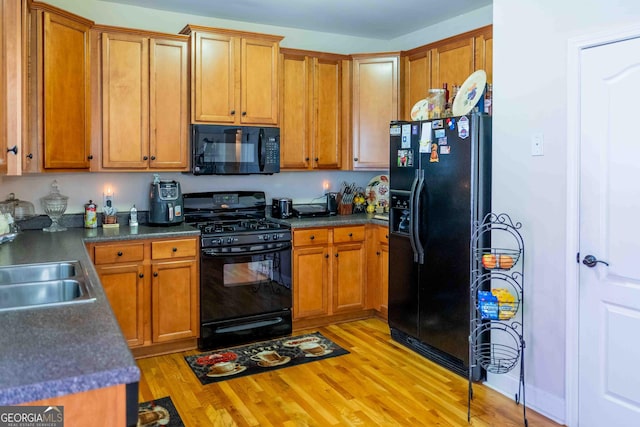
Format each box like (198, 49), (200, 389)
(2, 0), (640, 426)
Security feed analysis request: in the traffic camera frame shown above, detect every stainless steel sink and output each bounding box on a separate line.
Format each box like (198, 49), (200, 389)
(0, 261), (78, 285)
(0, 261), (95, 311)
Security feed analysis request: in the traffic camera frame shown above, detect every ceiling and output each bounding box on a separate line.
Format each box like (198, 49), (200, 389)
(98, 0), (492, 39)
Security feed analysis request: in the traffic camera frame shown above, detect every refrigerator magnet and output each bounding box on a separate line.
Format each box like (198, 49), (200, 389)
(401, 124), (412, 148)
(435, 129), (445, 139)
(430, 143), (439, 162)
(431, 120), (444, 129)
(398, 149), (413, 167)
(447, 118), (456, 130)
(438, 137), (448, 146)
(458, 116), (470, 139)
(440, 145), (451, 155)
(419, 122), (432, 152)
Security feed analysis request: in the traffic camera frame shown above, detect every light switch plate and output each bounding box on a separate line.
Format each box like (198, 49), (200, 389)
(531, 133), (544, 156)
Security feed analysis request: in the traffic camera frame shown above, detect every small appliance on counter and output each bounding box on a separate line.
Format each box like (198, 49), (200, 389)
(291, 204), (331, 218)
(149, 175), (183, 225)
(325, 192), (339, 216)
(271, 198), (292, 219)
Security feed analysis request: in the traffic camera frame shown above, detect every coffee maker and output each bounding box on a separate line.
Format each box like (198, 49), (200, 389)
(149, 175), (183, 225)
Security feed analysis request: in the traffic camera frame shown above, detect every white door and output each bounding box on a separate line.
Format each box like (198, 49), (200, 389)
(579, 36), (640, 426)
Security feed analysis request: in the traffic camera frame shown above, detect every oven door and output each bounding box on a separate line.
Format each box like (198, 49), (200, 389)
(199, 243), (292, 350)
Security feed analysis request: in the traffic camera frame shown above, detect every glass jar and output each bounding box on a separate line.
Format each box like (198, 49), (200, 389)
(427, 89), (446, 119)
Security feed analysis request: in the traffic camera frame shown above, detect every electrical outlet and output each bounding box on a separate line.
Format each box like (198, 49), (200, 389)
(531, 133), (544, 156)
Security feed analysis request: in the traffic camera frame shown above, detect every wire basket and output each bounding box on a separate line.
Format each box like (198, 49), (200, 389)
(476, 248), (521, 270)
(471, 323), (521, 374)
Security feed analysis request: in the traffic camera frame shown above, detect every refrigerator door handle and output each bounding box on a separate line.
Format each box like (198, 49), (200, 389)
(408, 169), (421, 263)
(413, 169), (425, 264)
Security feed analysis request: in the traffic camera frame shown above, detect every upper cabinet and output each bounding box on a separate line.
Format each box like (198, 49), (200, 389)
(1, 0), (26, 176)
(90, 26), (189, 171)
(402, 25), (493, 121)
(279, 48), (350, 170)
(27, 1), (93, 172)
(181, 25), (282, 126)
(351, 53), (399, 170)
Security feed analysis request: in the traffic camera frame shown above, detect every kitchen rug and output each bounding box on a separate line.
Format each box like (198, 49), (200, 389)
(138, 396), (185, 427)
(184, 332), (349, 385)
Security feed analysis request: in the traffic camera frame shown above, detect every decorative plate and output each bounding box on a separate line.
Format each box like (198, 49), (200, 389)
(365, 175), (390, 208)
(452, 70), (487, 116)
(410, 98), (429, 120)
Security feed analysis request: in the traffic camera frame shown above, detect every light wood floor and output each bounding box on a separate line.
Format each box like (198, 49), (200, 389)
(137, 318), (564, 426)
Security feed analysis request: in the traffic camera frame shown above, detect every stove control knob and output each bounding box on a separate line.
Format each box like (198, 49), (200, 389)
(227, 237), (234, 244)
(272, 234), (279, 240)
(263, 234), (271, 241)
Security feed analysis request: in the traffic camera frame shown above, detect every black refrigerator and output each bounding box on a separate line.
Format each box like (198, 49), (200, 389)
(388, 113), (491, 378)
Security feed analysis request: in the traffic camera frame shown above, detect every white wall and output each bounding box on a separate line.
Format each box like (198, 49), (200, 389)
(492, 0), (640, 423)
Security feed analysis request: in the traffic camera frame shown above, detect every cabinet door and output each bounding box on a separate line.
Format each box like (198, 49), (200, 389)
(101, 32), (149, 168)
(192, 32), (237, 123)
(41, 10), (91, 169)
(241, 37), (279, 125)
(332, 242), (366, 313)
(474, 27), (493, 84)
(280, 52), (311, 169)
(430, 37), (475, 93)
(151, 259), (198, 343)
(149, 38), (188, 169)
(96, 263), (146, 347)
(378, 235), (389, 317)
(403, 50), (431, 121)
(293, 245), (329, 319)
(313, 57), (342, 169)
(352, 55), (398, 170)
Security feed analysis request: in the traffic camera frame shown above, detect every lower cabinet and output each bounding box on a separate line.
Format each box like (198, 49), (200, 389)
(367, 224), (389, 319)
(292, 225), (368, 328)
(87, 236), (199, 357)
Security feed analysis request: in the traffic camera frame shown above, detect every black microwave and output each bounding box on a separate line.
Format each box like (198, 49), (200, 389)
(191, 125), (280, 175)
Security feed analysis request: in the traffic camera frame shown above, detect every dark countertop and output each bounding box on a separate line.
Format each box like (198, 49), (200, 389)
(0, 223), (199, 405)
(270, 212), (389, 229)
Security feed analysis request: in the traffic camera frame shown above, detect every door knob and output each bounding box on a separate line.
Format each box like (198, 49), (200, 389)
(582, 254), (609, 268)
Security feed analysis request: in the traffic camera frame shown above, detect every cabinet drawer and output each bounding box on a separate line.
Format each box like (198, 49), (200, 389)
(293, 228), (329, 247)
(151, 238), (197, 260)
(93, 242), (145, 265)
(377, 226), (389, 244)
(333, 226), (365, 243)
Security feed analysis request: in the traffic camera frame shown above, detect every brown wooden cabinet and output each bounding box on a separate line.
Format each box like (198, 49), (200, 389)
(292, 225), (369, 328)
(366, 224), (389, 319)
(402, 25), (493, 120)
(27, 2), (93, 171)
(351, 53), (399, 170)
(279, 48), (350, 170)
(87, 236), (199, 358)
(181, 25), (282, 125)
(91, 26), (189, 171)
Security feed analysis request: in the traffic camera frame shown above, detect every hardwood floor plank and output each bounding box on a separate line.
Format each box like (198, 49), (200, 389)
(137, 318), (564, 426)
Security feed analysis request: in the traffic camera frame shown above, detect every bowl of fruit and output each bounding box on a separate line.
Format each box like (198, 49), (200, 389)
(480, 249), (519, 270)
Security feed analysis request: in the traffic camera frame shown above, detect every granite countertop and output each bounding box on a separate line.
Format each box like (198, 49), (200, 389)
(0, 223), (199, 405)
(269, 212), (389, 228)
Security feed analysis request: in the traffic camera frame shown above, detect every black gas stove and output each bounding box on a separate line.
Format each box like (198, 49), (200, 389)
(183, 191), (293, 351)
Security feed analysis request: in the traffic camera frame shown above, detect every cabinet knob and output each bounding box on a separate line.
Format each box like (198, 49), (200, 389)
(150, 156), (156, 161)
(305, 157), (310, 161)
(172, 247), (178, 252)
(87, 154), (93, 160)
(117, 251), (123, 256)
(242, 111), (247, 116)
(230, 110), (236, 115)
(335, 253), (339, 257)
(325, 254), (329, 258)
(376, 251), (381, 256)
(139, 273), (144, 278)
(354, 157), (359, 162)
(153, 272), (158, 277)
(143, 156), (149, 160)
(310, 235), (315, 240)
(314, 157), (319, 162)
(385, 234), (389, 239)
(348, 232), (353, 237)
(7, 146), (17, 155)
(26, 153), (33, 159)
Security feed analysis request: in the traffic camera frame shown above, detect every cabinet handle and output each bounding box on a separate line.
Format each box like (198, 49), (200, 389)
(172, 247), (178, 252)
(143, 156), (149, 161)
(335, 253), (339, 257)
(348, 232), (353, 237)
(325, 254), (329, 258)
(310, 235), (315, 240)
(153, 272), (158, 277)
(7, 146), (17, 155)
(385, 234), (389, 239)
(376, 251), (381, 256)
(354, 157), (358, 162)
(242, 111), (247, 116)
(314, 157), (319, 162)
(150, 156), (156, 161)
(117, 251), (123, 256)
(26, 153), (33, 159)
(305, 157), (310, 161)
(139, 273), (144, 278)
(230, 110), (235, 115)
(87, 154), (93, 160)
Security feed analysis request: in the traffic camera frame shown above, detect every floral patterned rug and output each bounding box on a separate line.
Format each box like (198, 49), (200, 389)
(184, 332), (349, 385)
(138, 396), (184, 427)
